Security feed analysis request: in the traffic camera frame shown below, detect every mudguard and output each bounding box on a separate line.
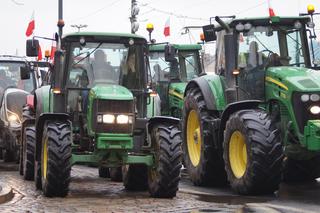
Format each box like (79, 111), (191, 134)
(146, 116), (180, 133)
(185, 77), (216, 110)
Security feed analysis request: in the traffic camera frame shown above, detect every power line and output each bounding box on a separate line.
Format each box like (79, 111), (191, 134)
(235, 1), (267, 15)
(69, 0), (121, 22)
(11, 0), (24, 5)
(140, 4), (208, 21)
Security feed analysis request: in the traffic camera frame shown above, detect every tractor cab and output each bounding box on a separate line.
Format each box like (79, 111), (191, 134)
(204, 16), (314, 103)
(148, 44), (202, 116)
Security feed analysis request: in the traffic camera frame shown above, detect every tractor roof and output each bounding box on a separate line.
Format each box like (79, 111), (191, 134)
(0, 55), (26, 63)
(149, 43), (202, 52)
(63, 32), (146, 41)
(228, 16), (310, 27)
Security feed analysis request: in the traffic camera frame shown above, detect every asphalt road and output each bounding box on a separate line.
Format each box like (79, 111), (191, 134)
(0, 161), (319, 213)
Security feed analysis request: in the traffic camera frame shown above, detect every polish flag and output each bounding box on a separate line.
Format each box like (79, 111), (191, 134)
(268, 0), (276, 17)
(37, 45), (42, 61)
(50, 34), (56, 60)
(163, 17), (170, 37)
(26, 11), (35, 37)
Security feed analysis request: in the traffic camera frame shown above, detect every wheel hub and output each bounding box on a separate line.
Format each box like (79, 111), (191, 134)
(187, 110), (202, 167)
(229, 130), (247, 178)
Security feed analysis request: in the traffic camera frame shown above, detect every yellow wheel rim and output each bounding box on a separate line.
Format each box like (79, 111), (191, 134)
(187, 110), (202, 167)
(229, 131), (247, 178)
(42, 138), (48, 180)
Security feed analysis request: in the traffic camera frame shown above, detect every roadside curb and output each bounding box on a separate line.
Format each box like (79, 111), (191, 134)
(0, 184), (13, 204)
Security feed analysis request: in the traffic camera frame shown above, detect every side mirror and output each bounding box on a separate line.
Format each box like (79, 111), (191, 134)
(20, 66), (31, 80)
(202, 24), (217, 42)
(164, 44), (177, 62)
(26, 39), (39, 57)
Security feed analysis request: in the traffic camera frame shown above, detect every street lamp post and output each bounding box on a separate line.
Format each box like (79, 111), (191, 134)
(71, 24), (88, 32)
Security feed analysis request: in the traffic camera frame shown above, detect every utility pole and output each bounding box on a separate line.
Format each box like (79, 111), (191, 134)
(130, 0), (139, 33)
(57, 0), (64, 49)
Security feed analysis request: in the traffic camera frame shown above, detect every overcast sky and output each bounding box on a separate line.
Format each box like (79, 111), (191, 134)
(1, 0), (320, 56)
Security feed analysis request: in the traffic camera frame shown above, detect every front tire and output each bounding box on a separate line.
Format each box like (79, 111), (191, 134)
(41, 122), (72, 197)
(182, 87), (227, 186)
(110, 167), (122, 182)
(23, 126), (36, 180)
(223, 110), (283, 195)
(98, 166), (110, 178)
(122, 164), (148, 191)
(148, 125), (182, 198)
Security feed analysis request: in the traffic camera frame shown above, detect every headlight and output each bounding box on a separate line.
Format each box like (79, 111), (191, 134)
(7, 110), (21, 124)
(97, 115), (103, 123)
(310, 105), (320, 114)
(8, 114), (19, 122)
(116, 115), (129, 124)
(301, 94), (320, 102)
(301, 94), (310, 102)
(310, 94), (320, 102)
(103, 114), (115, 124)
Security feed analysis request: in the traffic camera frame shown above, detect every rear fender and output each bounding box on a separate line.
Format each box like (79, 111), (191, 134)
(185, 78), (216, 110)
(146, 116), (180, 148)
(35, 113), (70, 161)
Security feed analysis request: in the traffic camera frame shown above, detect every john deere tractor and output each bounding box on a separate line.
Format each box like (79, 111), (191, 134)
(148, 43), (203, 118)
(22, 32), (182, 198)
(182, 12), (320, 195)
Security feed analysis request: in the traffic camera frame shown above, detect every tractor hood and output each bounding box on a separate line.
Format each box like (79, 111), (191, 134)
(267, 67), (320, 92)
(89, 84), (134, 100)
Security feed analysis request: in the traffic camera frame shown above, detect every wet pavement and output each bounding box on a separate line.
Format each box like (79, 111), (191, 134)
(0, 161), (319, 212)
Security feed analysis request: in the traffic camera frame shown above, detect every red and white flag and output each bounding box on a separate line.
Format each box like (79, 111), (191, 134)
(26, 11), (35, 37)
(37, 45), (42, 61)
(163, 17), (170, 37)
(268, 0), (276, 17)
(50, 34), (56, 60)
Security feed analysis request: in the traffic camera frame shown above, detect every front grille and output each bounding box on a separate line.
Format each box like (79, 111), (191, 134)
(92, 99), (134, 134)
(292, 92), (320, 133)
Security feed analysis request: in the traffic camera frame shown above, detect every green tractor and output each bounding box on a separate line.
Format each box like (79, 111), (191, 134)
(182, 14), (320, 195)
(22, 32), (182, 198)
(148, 43), (203, 118)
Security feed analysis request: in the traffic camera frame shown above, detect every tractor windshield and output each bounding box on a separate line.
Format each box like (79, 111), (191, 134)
(0, 61), (35, 94)
(236, 24), (309, 100)
(67, 42), (144, 89)
(149, 50), (201, 83)
(238, 25), (308, 69)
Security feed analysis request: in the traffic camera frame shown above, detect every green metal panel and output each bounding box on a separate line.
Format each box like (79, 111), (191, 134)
(202, 74), (227, 111)
(303, 120), (320, 151)
(96, 133), (133, 150)
(89, 84), (134, 100)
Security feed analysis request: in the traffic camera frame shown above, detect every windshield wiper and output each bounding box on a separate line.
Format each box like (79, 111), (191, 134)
(73, 43), (103, 66)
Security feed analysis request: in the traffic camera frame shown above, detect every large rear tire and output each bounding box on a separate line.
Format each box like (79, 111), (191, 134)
(223, 110), (283, 195)
(110, 167), (122, 182)
(122, 164), (148, 191)
(283, 156), (320, 182)
(148, 125), (182, 198)
(23, 126), (36, 180)
(41, 122), (72, 197)
(182, 87), (227, 186)
(98, 166), (110, 178)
